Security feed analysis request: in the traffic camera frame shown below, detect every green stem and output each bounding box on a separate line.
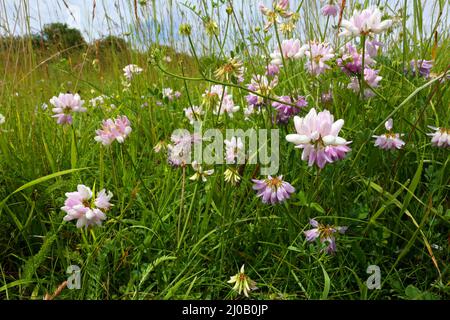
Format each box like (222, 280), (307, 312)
(359, 35), (366, 100)
(154, 63), (299, 108)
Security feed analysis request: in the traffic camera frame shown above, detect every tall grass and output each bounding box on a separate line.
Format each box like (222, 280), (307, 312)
(0, 0), (449, 300)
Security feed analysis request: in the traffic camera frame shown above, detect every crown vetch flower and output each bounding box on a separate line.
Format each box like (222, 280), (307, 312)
(339, 6), (393, 37)
(270, 39), (303, 66)
(286, 108), (351, 169)
(224, 137), (244, 164)
(50, 93), (86, 125)
(61, 185), (113, 228)
(373, 118), (405, 150)
(272, 95), (308, 124)
(410, 59), (433, 78)
(304, 219), (347, 254)
(427, 126), (450, 148)
(252, 175), (295, 204)
(321, 4), (339, 17)
(301, 41), (335, 76)
(123, 64), (143, 80)
(189, 161), (214, 182)
(203, 85), (240, 117)
(167, 131), (202, 167)
(337, 43), (376, 75)
(266, 63), (280, 77)
(348, 67), (382, 97)
(227, 265), (257, 298)
(184, 105), (204, 124)
(95, 115), (132, 146)
(246, 75), (278, 107)
(365, 40), (383, 58)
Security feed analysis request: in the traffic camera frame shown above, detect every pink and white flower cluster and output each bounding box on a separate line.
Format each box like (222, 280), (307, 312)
(427, 126), (450, 148)
(286, 108), (351, 169)
(272, 95), (308, 124)
(301, 41), (335, 76)
(50, 93), (86, 125)
(373, 118), (405, 150)
(224, 136), (244, 164)
(123, 64), (143, 81)
(348, 67), (382, 98)
(270, 39), (303, 66)
(184, 105), (204, 124)
(203, 85), (240, 117)
(62, 185), (113, 228)
(95, 115), (132, 146)
(337, 40), (384, 97)
(337, 43), (377, 75)
(410, 59), (433, 78)
(167, 131), (202, 167)
(163, 88), (182, 101)
(339, 6), (393, 37)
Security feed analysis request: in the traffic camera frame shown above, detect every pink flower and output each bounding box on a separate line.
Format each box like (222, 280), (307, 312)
(184, 105), (204, 124)
(337, 43), (376, 75)
(301, 41), (335, 75)
(304, 219), (347, 254)
(50, 93), (86, 125)
(427, 126), (450, 148)
(339, 6), (393, 37)
(252, 175), (295, 204)
(202, 85), (240, 117)
(286, 108), (351, 169)
(373, 118), (405, 150)
(123, 64), (143, 80)
(94, 189), (114, 210)
(321, 4), (339, 17)
(410, 60), (433, 78)
(95, 115), (132, 146)
(270, 39), (303, 66)
(167, 131), (202, 167)
(275, 0), (289, 11)
(266, 64), (280, 77)
(272, 95), (308, 124)
(348, 68), (382, 97)
(61, 185), (113, 228)
(365, 40), (383, 58)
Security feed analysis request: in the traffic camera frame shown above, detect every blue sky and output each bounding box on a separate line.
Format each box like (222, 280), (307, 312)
(1, 0), (447, 53)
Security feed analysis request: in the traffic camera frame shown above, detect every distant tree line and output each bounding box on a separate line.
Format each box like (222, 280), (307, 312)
(0, 23), (129, 53)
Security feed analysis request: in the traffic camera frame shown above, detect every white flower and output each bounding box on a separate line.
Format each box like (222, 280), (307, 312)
(0, 113), (5, 125)
(189, 161), (214, 182)
(123, 64), (143, 80)
(184, 105), (204, 124)
(227, 265), (257, 298)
